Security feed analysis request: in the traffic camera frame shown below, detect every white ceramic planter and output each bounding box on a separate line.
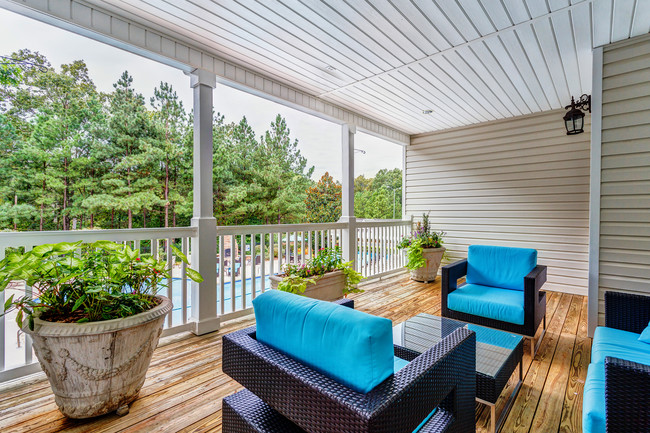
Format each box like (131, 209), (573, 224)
(409, 247), (446, 283)
(270, 270), (345, 301)
(26, 295), (172, 419)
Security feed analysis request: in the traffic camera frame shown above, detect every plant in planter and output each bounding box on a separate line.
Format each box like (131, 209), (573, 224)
(0, 240), (203, 419)
(270, 247), (363, 300)
(397, 214), (446, 283)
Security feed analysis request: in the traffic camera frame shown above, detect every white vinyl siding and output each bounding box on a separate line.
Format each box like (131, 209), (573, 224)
(406, 110), (590, 295)
(598, 34), (650, 325)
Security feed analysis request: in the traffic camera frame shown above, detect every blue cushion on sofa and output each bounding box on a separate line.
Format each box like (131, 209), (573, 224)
(591, 326), (650, 365)
(252, 290), (394, 393)
(583, 363), (605, 433)
(447, 283), (524, 325)
(466, 245), (537, 291)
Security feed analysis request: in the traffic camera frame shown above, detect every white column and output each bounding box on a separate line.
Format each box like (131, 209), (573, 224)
(190, 69), (219, 335)
(339, 124), (357, 266)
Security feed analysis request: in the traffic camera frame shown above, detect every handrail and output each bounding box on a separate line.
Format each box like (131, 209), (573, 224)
(216, 222), (347, 235)
(0, 227), (197, 248)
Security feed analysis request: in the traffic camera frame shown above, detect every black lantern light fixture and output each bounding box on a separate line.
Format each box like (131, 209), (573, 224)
(563, 94), (591, 135)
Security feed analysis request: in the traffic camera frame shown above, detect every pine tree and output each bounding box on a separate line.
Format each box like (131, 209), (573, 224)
(305, 172), (342, 223)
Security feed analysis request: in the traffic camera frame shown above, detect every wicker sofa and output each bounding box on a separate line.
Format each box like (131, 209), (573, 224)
(441, 245), (547, 357)
(582, 291), (650, 433)
(222, 291), (477, 433)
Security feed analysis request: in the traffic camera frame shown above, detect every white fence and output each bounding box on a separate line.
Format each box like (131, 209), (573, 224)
(0, 219), (411, 381)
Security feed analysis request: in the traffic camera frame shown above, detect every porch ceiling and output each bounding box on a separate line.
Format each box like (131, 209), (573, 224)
(11, 1), (650, 136)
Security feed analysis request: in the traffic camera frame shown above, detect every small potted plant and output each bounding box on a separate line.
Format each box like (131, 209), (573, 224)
(0, 240), (203, 419)
(269, 247), (363, 300)
(398, 214), (445, 283)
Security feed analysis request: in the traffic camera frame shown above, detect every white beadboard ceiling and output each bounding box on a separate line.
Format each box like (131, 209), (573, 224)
(70, 0), (650, 135)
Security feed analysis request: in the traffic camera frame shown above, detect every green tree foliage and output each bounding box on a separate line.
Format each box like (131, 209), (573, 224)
(305, 172), (342, 223)
(0, 51), (316, 231)
(354, 168), (402, 219)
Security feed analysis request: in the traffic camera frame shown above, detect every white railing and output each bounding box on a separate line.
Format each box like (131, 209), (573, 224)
(0, 227), (196, 382)
(215, 222), (346, 320)
(356, 219), (411, 278)
(0, 219), (411, 382)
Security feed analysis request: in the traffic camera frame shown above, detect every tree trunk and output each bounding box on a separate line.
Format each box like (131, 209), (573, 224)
(164, 157), (169, 228)
(143, 209), (147, 228)
(62, 157), (68, 231)
(13, 194), (17, 231)
(90, 213), (94, 229)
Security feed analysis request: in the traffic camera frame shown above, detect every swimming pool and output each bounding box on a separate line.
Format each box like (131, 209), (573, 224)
(162, 276), (272, 327)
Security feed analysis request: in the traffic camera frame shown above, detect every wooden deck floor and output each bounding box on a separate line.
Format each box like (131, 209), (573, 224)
(0, 273), (589, 433)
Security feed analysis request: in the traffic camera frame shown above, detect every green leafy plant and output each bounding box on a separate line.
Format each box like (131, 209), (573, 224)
(397, 214), (445, 271)
(277, 247), (364, 296)
(0, 240), (203, 330)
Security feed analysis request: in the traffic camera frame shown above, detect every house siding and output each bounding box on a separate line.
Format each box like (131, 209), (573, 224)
(598, 34), (650, 325)
(406, 110), (591, 295)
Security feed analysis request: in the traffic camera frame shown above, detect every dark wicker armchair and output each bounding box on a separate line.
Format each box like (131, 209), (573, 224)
(222, 300), (477, 433)
(441, 247), (547, 358)
(601, 291), (650, 432)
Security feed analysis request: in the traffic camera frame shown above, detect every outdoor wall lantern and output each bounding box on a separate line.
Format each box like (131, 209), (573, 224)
(563, 94), (591, 135)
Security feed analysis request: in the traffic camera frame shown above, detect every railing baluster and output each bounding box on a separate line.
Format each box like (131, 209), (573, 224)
(181, 237), (188, 324)
(24, 245), (33, 365)
(300, 231), (305, 264)
(241, 235), (247, 310)
(0, 247), (4, 372)
(219, 236), (225, 315)
(260, 234), (266, 293)
(293, 231), (298, 265)
(166, 238), (173, 328)
(278, 233), (284, 274)
(230, 235), (236, 314)
(251, 234), (256, 300)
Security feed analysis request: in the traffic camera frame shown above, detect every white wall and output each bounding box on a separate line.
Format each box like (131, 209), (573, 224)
(406, 110), (591, 295)
(595, 33), (650, 326)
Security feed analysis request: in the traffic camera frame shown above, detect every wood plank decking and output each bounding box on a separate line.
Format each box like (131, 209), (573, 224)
(0, 273), (589, 433)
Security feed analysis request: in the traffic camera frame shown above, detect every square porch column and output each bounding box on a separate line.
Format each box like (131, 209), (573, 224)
(190, 69), (219, 335)
(339, 124), (357, 268)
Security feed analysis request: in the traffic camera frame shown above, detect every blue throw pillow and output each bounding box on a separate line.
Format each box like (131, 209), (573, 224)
(638, 322), (650, 344)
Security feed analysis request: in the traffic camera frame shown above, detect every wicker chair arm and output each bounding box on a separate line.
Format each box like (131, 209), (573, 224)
(442, 259), (468, 295)
(604, 356), (650, 432)
(605, 291), (650, 334)
(223, 326), (476, 433)
(332, 298), (354, 309)
(523, 265), (546, 310)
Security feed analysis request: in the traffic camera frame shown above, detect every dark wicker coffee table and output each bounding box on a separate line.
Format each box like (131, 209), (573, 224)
(393, 313), (523, 433)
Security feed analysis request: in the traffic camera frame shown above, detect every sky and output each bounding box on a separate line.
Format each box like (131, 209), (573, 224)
(0, 8), (403, 181)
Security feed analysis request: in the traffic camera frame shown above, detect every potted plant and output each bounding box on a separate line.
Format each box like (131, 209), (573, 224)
(0, 240), (203, 419)
(398, 214), (445, 283)
(269, 247), (363, 300)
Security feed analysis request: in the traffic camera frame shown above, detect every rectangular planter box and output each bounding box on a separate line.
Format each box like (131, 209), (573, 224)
(269, 270), (345, 301)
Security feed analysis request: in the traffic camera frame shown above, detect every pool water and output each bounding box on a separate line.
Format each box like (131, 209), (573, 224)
(162, 276), (272, 327)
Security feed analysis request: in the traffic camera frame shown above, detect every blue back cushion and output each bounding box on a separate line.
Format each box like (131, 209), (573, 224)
(253, 290), (394, 394)
(466, 245), (537, 291)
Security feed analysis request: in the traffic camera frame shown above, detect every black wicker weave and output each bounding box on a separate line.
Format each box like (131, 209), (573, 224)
(604, 291), (650, 334)
(222, 325), (476, 433)
(599, 291), (650, 433)
(441, 259), (547, 338)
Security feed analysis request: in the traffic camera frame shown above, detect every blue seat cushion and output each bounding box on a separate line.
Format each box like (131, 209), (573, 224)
(466, 245), (537, 291)
(394, 356), (409, 372)
(591, 326), (650, 365)
(638, 321), (650, 344)
(583, 363), (605, 433)
(447, 284), (524, 325)
(253, 290), (394, 394)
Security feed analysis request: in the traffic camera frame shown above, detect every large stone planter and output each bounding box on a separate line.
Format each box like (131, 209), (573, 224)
(409, 247), (446, 283)
(270, 270), (345, 301)
(26, 295), (172, 419)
